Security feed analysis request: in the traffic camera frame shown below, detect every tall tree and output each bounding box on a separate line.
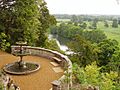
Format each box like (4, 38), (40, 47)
(91, 20), (97, 29)
(36, 1), (56, 47)
(112, 18), (118, 28)
(68, 35), (98, 66)
(0, 0), (40, 45)
(0, 0), (56, 50)
(104, 20), (109, 27)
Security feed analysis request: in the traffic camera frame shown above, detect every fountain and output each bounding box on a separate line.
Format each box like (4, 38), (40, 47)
(3, 41), (40, 75)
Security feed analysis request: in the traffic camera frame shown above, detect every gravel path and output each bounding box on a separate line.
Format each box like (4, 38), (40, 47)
(0, 51), (63, 90)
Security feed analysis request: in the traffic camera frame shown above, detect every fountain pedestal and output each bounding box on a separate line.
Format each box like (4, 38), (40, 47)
(3, 41), (40, 75)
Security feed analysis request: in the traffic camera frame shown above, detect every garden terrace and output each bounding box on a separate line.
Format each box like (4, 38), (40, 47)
(0, 46), (72, 90)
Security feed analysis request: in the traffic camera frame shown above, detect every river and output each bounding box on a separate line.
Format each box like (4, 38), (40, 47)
(48, 34), (73, 55)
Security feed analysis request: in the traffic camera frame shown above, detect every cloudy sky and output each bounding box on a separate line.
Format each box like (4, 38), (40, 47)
(45, 0), (120, 15)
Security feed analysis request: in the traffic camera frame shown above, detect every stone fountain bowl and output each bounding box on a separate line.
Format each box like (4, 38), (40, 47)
(3, 61), (40, 75)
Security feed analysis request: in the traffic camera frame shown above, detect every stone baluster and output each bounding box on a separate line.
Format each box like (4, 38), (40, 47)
(51, 80), (61, 90)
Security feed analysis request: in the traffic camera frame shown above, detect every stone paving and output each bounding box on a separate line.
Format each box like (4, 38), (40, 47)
(0, 51), (63, 90)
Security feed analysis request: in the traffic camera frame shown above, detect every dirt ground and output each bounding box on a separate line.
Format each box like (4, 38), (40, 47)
(0, 51), (63, 90)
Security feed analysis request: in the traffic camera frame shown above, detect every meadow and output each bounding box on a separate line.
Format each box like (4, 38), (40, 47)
(97, 21), (120, 45)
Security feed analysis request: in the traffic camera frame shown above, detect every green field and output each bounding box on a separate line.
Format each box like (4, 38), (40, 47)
(56, 19), (70, 22)
(97, 22), (120, 46)
(84, 21), (120, 45)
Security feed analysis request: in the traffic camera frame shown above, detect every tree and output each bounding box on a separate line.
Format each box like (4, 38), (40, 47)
(91, 20), (97, 29)
(36, 1), (56, 47)
(97, 39), (119, 66)
(44, 39), (60, 51)
(118, 18), (120, 25)
(0, 33), (10, 51)
(79, 22), (87, 29)
(56, 23), (82, 39)
(0, 0), (40, 46)
(50, 25), (58, 35)
(112, 18), (118, 28)
(82, 30), (107, 43)
(68, 35), (98, 66)
(104, 20), (109, 27)
(0, 0), (56, 50)
(108, 50), (120, 76)
(71, 15), (78, 23)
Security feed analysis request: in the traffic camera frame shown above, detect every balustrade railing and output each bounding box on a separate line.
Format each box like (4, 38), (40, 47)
(11, 46), (72, 89)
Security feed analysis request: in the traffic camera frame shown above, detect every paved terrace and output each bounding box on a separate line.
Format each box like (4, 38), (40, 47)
(0, 50), (64, 90)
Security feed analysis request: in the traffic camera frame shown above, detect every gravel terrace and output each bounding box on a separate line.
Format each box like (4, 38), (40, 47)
(0, 51), (64, 90)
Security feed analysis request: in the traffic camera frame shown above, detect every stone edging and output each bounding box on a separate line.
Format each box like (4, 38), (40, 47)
(3, 62), (40, 75)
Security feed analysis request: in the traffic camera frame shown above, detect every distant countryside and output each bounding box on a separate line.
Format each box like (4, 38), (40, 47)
(55, 15), (120, 46)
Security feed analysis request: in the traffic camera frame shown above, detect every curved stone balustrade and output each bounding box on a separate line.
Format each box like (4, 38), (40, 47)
(11, 46), (72, 87)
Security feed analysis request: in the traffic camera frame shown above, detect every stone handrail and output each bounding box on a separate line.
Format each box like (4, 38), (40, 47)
(11, 46), (72, 87)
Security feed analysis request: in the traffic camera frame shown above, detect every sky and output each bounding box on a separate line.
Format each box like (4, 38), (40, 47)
(44, 0), (120, 15)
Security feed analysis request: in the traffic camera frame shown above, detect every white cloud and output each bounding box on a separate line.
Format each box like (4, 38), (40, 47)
(45, 0), (120, 15)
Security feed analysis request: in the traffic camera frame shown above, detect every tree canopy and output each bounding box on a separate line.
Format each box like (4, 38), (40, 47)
(0, 0), (56, 51)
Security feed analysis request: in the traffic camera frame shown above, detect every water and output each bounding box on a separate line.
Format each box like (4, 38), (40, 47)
(56, 40), (68, 52)
(48, 34), (73, 55)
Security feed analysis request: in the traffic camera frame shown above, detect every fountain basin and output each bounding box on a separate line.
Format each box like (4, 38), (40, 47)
(3, 61), (40, 75)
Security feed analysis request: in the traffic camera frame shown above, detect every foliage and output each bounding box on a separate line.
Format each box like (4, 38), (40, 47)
(71, 15), (78, 23)
(107, 50), (120, 74)
(118, 18), (120, 25)
(91, 20), (97, 29)
(52, 15), (120, 90)
(0, 83), (3, 90)
(82, 30), (107, 43)
(0, 0), (40, 45)
(52, 23), (82, 40)
(0, 0), (56, 51)
(104, 20), (109, 27)
(112, 18), (118, 28)
(55, 14), (119, 23)
(50, 23), (107, 45)
(72, 62), (119, 90)
(68, 35), (98, 66)
(0, 33), (10, 51)
(44, 39), (60, 51)
(97, 39), (119, 66)
(49, 25), (58, 35)
(79, 22), (87, 29)
(36, 1), (56, 47)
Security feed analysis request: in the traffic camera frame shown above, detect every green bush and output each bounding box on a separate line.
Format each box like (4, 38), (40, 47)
(72, 62), (119, 90)
(0, 83), (4, 90)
